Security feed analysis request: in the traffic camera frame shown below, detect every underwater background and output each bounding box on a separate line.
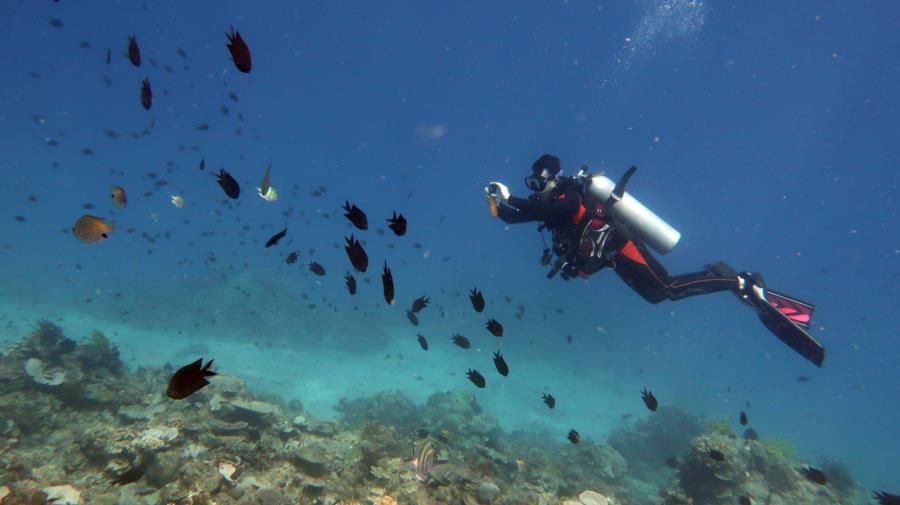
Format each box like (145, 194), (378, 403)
(0, 1), (897, 504)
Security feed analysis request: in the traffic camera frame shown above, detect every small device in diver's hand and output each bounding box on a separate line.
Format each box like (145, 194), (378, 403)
(484, 183), (499, 217)
(486, 193), (498, 217)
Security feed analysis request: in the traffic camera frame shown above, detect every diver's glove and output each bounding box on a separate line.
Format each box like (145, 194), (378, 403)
(485, 182), (510, 202)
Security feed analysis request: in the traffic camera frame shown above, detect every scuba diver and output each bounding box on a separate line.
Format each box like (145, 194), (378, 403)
(485, 154), (825, 367)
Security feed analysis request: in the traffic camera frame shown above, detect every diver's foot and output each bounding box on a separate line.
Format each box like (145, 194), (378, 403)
(735, 271), (767, 310)
(704, 261), (738, 279)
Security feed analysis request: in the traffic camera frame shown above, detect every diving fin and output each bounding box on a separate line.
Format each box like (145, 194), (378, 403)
(765, 289), (814, 330)
(737, 272), (825, 367)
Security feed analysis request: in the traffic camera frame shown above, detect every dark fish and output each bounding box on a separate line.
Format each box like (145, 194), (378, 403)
(345, 272), (356, 294)
(874, 491), (900, 505)
(567, 429), (580, 444)
(344, 235), (368, 272)
(796, 375), (811, 382)
(265, 227), (287, 248)
(342, 201), (368, 230)
(387, 211), (407, 236)
(469, 288), (485, 312)
(743, 428), (759, 441)
(215, 169), (240, 199)
(466, 369), (485, 388)
(309, 261), (326, 276)
(417, 333), (428, 351)
(196, 123), (210, 131)
(286, 251), (299, 264)
(707, 449), (725, 462)
(542, 393), (555, 409)
(739, 496), (751, 505)
(105, 48), (111, 64)
(167, 358), (216, 399)
(641, 388), (658, 412)
(406, 311), (419, 326)
(199, 157), (205, 171)
(452, 334), (470, 349)
(802, 466), (827, 485)
(140, 78), (152, 110)
(486, 318), (503, 337)
(492, 351), (508, 376)
(226, 26), (252, 73)
(410, 296), (430, 313)
(177, 47), (188, 59)
(49, 18), (64, 28)
(416, 428), (428, 439)
(127, 35), (141, 66)
(739, 411), (748, 426)
(381, 262), (394, 305)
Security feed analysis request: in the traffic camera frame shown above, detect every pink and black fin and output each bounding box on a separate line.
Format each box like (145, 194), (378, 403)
(766, 289), (815, 330)
(758, 288), (825, 367)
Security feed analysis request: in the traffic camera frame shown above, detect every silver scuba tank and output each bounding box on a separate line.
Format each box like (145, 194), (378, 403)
(581, 169), (681, 254)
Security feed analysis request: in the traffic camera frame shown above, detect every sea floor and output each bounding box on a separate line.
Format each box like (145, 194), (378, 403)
(0, 310), (876, 505)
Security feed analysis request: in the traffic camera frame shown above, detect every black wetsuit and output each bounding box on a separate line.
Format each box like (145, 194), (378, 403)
(497, 178), (741, 303)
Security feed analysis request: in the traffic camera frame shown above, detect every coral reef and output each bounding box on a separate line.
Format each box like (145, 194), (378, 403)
(0, 322), (871, 505)
(659, 429), (869, 504)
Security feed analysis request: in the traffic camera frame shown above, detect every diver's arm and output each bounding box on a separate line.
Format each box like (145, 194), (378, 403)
(504, 189), (581, 222)
(497, 201), (541, 223)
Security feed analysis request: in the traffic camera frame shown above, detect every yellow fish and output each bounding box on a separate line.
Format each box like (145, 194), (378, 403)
(258, 186), (278, 201)
(170, 195), (186, 208)
(257, 161), (278, 201)
(110, 185), (127, 208)
(72, 215), (113, 243)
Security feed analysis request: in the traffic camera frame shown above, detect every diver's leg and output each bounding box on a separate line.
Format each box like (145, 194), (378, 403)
(615, 242), (825, 365)
(611, 239), (676, 304)
(613, 240), (739, 302)
(663, 260), (743, 300)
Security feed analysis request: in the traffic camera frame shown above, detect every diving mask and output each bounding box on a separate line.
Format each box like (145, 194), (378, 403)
(524, 175), (547, 192)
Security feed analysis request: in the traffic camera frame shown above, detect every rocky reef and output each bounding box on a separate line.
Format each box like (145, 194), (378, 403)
(657, 426), (869, 505)
(0, 322), (872, 505)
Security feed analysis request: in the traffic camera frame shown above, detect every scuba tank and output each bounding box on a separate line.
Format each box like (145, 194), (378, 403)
(578, 166), (681, 254)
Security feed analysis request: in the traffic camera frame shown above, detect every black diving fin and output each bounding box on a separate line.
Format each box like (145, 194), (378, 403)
(738, 272), (825, 367)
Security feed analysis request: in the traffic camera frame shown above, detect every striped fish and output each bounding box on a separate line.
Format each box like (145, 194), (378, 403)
(409, 439), (436, 483)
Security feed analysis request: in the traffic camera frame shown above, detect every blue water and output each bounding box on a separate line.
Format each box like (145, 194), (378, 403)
(1, 0), (898, 493)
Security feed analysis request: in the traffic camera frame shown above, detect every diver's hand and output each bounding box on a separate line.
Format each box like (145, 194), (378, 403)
(485, 182), (510, 202)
